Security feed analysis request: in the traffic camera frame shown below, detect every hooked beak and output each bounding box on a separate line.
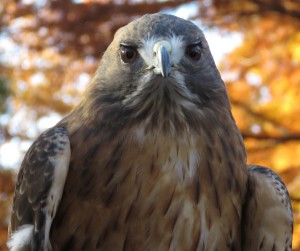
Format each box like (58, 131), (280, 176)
(153, 40), (172, 78)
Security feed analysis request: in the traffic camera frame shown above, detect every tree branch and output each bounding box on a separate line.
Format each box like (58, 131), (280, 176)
(290, 195), (300, 203)
(251, 0), (300, 19)
(201, 0), (300, 21)
(242, 132), (300, 142)
(231, 99), (290, 133)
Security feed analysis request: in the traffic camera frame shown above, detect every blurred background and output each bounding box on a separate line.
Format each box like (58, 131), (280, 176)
(0, 0), (300, 250)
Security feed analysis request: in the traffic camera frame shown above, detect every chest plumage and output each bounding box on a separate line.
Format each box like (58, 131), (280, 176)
(50, 119), (247, 251)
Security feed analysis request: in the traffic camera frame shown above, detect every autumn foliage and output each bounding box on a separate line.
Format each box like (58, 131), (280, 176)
(0, 0), (300, 250)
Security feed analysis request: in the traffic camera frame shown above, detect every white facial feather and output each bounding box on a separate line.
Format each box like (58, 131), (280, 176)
(138, 35), (185, 67)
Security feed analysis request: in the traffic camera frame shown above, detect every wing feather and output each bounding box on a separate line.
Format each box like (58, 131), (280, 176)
(242, 165), (293, 251)
(8, 126), (70, 251)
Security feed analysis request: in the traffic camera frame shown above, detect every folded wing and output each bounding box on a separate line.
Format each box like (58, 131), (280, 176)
(242, 165), (293, 251)
(8, 127), (70, 251)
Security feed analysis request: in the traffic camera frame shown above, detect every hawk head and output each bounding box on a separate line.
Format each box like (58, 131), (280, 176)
(82, 14), (231, 136)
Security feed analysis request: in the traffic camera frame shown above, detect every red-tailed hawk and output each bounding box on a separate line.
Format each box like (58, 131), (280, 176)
(8, 13), (293, 251)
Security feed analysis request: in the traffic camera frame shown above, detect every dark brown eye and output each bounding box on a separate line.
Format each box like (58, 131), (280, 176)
(120, 45), (137, 63)
(186, 43), (202, 61)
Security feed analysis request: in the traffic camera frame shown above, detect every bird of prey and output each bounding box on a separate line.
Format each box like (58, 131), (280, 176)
(7, 13), (293, 251)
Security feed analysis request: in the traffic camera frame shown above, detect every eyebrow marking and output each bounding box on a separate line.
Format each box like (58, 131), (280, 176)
(120, 40), (143, 48)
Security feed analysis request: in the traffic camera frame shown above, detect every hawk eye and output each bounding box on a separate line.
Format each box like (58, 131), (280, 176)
(186, 43), (202, 61)
(120, 45), (137, 63)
